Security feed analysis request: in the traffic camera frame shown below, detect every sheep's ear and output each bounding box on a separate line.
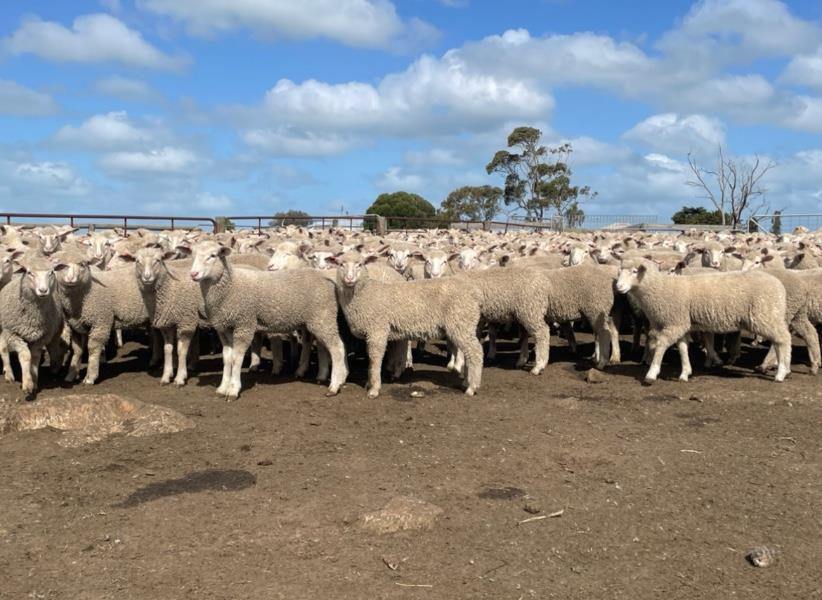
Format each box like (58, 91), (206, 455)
(14, 264), (28, 274)
(253, 238), (266, 248)
(499, 255), (511, 266)
(118, 252), (136, 262)
(724, 246), (737, 254)
(162, 251), (178, 261)
(217, 245), (232, 258)
(8, 250), (25, 261)
(762, 254), (775, 263)
(530, 247), (540, 256)
(53, 263), (69, 272)
(58, 227), (77, 240)
(411, 250), (425, 259)
(324, 255), (339, 266)
(448, 252), (461, 261)
(264, 246), (277, 256)
(363, 254), (380, 264)
(674, 260), (687, 272)
(610, 250), (622, 261)
(732, 252), (745, 260)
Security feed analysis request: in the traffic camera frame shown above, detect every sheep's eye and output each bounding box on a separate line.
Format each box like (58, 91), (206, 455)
(631, 268), (638, 274)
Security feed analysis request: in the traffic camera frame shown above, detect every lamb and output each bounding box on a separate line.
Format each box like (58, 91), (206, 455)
(616, 258), (792, 382)
(0, 257), (64, 398)
(52, 249), (153, 384)
(328, 252), (484, 398)
(189, 241), (347, 398)
(122, 246), (206, 385)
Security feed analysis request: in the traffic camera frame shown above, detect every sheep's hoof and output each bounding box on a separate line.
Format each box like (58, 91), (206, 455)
(367, 389), (380, 398)
(173, 379), (186, 387)
(325, 388), (340, 397)
(678, 374), (690, 382)
(160, 378), (171, 386)
(464, 387), (476, 396)
(529, 367), (543, 376)
(811, 365), (819, 376)
(216, 386), (228, 395)
(24, 390), (37, 402)
(515, 360), (528, 369)
(4, 374), (15, 384)
(642, 376), (656, 386)
(82, 378), (95, 385)
(295, 368), (308, 378)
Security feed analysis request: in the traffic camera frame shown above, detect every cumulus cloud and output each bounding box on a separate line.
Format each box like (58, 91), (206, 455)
(0, 80), (57, 116)
(53, 112), (157, 150)
(100, 146), (199, 174)
(0, 158), (91, 199)
(243, 127), (357, 156)
(375, 166), (425, 192)
(3, 13), (188, 69)
(94, 76), (161, 102)
(623, 113), (725, 155)
(137, 0), (438, 50)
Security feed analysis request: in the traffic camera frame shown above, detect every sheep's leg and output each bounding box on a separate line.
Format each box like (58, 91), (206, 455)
(1, 335), (13, 383)
(523, 317), (550, 375)
(773, 338), (792, 383)
(115, 328), (124, 349)
(268, 335), (284, 375)
(248, 332), (262, 372)
(365, 333), (388, 398)
(295, 328), (312, 378)
(387, 341), (408, 380)
(677, 337), (693, 382)
(226, 330), (253, 399)
(607, 316), (621, 364)
(725, 332), (742, 365)
(631, 317), (643, 355)
(46, 337), (64, 375)
(449, 329), (483, 396)
(316, 344), (330, 383)
(515, 326), (530, 369)
(148, 328), (162, 368)
(486, 324), (498, 361)
(311, 325), (347, 395)
(405, 342), (414, 370)
(83, 331), (108, 385)
(757, 345), (778, 372)
(792, 317), (820, 375)
(29, 346), (43, 392)
(216, 330), (233, 396)
(12, 340), (35, 397)
(65, 332), (85, 383)
(174, 330), (194, 386)
(160, 328), (175, 385)
(702, 333), (723, 367)
(446, 341), (457, 371)
(416, 340), (427, 356)
(561, 322), (578, 353)
(645, 326), (688, 383)
(590, 314), (612, 370)
(186, 330), (199, 372)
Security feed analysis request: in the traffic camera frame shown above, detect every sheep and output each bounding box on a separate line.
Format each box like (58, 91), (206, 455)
(52, 249), (153, 384)
(692, 240), (743, 271)
(33, 225), (75, 255)
(616, 258), (792, 382)
(736, 252), (820, 375)
(122, 246), (205, 386)
(328, 252), (484, 398)
(0, 257), (64, 398)
(189, 241), (347, 399)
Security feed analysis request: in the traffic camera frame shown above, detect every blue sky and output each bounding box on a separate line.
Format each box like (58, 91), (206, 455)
(1, 0), (822, 221)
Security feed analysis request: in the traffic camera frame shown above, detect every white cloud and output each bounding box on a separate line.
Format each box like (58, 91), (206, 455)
(3, 13), (188, 70)
(94, 76), (160, 102)
(657, 0), (822, 63)
(375, 166), (425, 192)
(781, 45), (822, 90)
(623, 113), (725, 155)
(138, 0), (438, 50)
(194, 191), (233, 211)
(243, 128), (356, 156)
(0, 80), (57, 116)
(1, 159), (91, 197)
(53, 112), (156, 150)
(100, 146), (198, 174)
(404, 148), (465, 167)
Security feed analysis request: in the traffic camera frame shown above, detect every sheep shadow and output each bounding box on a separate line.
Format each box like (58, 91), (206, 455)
(115, 469), (256, 508)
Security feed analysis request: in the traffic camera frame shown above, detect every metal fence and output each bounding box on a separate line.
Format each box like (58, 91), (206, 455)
(749, 213), (822, 234)
(224, 215), (374, 232)
(0, 212), (217, 234)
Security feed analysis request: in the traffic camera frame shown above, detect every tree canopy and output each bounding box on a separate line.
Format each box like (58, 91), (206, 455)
(366, 191), (437, 229)
(270, 210), (312, 227)
(485, 127), (595, 223)
(440, 185), (502, 222)
(671, 206), (730, 225)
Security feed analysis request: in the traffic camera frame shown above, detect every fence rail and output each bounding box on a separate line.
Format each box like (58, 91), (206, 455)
(0, 212), (218, 234)
(749, 213), (822, 234)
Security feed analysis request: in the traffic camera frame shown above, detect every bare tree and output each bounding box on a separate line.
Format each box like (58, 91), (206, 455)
(686, 145), (776, 228)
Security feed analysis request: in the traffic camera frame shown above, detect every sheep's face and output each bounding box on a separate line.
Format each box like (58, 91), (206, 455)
(698, 243), (734, 269)
(563, 243), (590, 266)
(1, 249), (25, 282)
(132, 247), (165, 286)
(740, 252), (777, 272)
(386, 248), (412, 273)
(415, 250), (449, 278)
(616, 260), (652, 294)
(306, 249), (336, 270)
(84, 234), (116, 264)
(190, 242), (230, 282)
(18, 260), (57, 298)
(328, 253), (377, 288)
(267, 243), (302, 271)
(457, 248), (480, 271)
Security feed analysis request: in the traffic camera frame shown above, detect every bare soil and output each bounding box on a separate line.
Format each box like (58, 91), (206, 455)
(1, 335), (821, 599)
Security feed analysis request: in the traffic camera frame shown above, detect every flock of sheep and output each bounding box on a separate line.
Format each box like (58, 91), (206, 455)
(0, 221), (820, 401)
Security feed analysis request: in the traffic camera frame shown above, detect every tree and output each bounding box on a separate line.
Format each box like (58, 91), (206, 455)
(215, 216), (235, 232)
(485, 127), (595, 222)
(366, 191), (438, 229)
(440, 185), (502, 222)
(772, 210), (782, 236)
(564, 201), (585, 229)
(686, 146), (776, 228)
(270, 210), (311, 227)
(671, 206), (730, 225)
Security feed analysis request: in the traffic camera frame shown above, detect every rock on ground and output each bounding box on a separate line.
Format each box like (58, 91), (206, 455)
(359, 496), (443, 534)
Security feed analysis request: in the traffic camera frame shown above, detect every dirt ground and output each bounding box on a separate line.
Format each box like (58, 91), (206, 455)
(1, 334), (821, 600)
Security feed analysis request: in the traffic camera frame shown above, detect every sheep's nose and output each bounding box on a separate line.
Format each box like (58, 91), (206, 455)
(190, 271), (200, 281)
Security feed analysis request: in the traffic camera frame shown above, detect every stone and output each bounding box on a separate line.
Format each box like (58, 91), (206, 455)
(360, 496), (443, 534)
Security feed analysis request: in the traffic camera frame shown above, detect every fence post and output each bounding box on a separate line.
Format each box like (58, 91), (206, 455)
(375, 216), (387, 235)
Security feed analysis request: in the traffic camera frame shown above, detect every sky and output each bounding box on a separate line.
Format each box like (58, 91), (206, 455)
(1, 0), (822, 222)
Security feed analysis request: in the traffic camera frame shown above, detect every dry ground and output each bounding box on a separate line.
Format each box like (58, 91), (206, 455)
(1, 335), (821, 599)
